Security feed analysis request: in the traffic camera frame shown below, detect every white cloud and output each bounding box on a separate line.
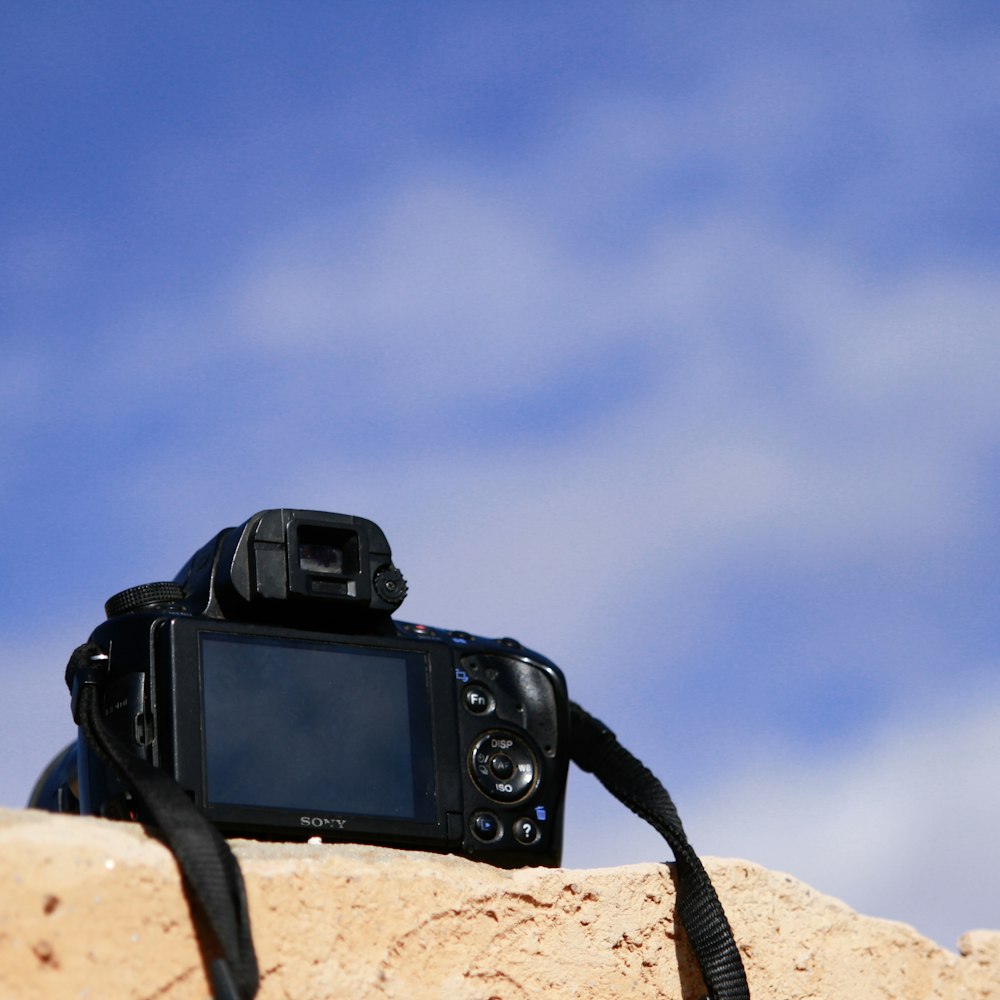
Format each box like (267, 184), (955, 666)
(563, 681), (1000, 950)
(4, 6), (1000, 961)
(703, 684), (1000, 948)
(1, 626), (88, 811)
(59, 182), (995, 669)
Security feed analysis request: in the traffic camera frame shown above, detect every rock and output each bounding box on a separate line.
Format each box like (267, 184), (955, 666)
(1, 807), (997, 998)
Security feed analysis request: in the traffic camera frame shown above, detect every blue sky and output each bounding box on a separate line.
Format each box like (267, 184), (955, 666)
(3, 2), (999, 949)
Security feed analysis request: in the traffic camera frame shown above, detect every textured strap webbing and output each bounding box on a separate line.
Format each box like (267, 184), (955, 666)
(65, 639), (747, 999)
(570, 701), (750, 1000)
(66, 643), (260, 1000)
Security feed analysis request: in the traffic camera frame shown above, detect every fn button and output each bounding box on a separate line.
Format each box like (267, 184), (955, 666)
(463, 686), (492, 714)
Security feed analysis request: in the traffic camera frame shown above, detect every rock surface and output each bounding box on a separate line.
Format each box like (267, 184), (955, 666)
(1, 807), (997, 999)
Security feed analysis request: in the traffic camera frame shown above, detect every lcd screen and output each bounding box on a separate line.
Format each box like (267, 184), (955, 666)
(200, 632), (436, 822)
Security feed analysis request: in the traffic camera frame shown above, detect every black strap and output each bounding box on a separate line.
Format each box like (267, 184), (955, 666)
(65, 640), (745, 999)
(570, 701), (750, 1000)
(66, 644), (259, 1000)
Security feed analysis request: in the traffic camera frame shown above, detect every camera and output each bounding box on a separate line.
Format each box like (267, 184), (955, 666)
(33, 509), (570, 867)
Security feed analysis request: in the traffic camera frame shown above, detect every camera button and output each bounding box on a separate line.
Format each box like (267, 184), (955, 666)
(469, 732), (538, 802)
(489, 753), (515, 780)
(463, 686), (492, 715)
(513, 818), (540, 845)
(470, 811), (501, 842)
(403, 623), (435, 636)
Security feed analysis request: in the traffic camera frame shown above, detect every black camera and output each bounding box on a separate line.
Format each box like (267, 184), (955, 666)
(34, 508), (570, 867)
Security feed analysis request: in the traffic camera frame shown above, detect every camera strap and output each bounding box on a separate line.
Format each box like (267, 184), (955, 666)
(569, 701), (750, 1000)
(66, 643), (260, 1000)
(65, 642), (746, 1000)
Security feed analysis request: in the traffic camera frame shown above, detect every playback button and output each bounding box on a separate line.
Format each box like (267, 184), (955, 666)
(470, 811), (501, 842)
(469, 731), (538, 803)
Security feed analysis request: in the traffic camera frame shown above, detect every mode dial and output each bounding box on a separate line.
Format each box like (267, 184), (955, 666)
(105, 582), (187, 619)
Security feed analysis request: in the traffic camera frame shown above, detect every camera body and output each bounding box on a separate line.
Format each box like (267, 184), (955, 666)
(63, 509), (569, 867)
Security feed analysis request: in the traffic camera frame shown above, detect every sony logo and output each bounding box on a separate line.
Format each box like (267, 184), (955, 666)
(300, 816), (348, 830)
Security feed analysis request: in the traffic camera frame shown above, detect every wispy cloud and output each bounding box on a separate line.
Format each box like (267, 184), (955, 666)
(3, 2), (999, 959)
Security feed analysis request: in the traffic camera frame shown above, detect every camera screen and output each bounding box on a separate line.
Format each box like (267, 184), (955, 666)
(200, 632), (436, 822)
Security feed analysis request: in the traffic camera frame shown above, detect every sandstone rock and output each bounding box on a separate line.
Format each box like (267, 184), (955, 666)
(1, 807), (997, 999)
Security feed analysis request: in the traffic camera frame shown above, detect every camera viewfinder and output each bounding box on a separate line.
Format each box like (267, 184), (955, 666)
(297, 525), (360, 576)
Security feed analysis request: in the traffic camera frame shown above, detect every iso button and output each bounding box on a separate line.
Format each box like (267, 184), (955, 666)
(469, 731), (538, 803)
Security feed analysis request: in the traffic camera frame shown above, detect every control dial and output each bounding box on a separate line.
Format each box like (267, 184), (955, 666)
(373, 565), (408, 606)
(468, 730), (539, 803)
